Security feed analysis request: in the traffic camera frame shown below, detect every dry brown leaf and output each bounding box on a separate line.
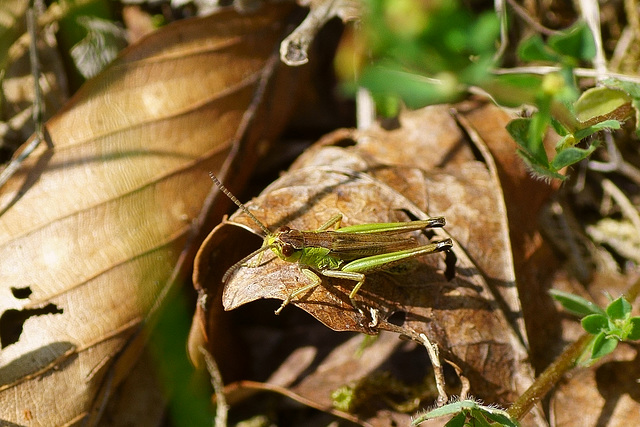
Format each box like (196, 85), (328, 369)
(0, 3), (299, 425)
(457, 101), (562, 372)
(193, 104), (545, 424)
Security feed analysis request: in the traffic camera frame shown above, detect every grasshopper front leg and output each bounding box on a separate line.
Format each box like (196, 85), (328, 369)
(274, 268), (367, 316)
(275, 268), (323, 315)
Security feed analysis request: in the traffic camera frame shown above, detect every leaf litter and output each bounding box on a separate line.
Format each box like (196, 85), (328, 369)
(193, 104), (545, 425)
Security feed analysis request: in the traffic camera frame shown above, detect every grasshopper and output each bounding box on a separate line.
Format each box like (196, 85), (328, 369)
(210, 172), (453, 315)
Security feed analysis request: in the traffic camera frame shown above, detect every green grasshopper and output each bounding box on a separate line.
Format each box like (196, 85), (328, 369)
(210, 172), (453, 315)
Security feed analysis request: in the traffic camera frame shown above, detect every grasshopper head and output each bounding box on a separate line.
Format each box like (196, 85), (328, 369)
(268, 226), (304, 262)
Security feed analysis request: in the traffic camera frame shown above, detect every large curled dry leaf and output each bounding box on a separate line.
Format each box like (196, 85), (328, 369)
(0, 3), (299, 425)
(193, 104), (547, 425)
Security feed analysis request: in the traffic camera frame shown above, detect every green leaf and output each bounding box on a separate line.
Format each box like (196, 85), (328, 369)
(518, 35), (558, 62)
(444, 412), (466, 427)
(518, 153), (567, 180)
(574, 86), (633, 125)
(71, 16), (128, 79)
(484, 411), (520, 427)
(468, 12), (501, 54)
(555, 134), (576, 151)
(550, 117), (570, 136)
(550, 289), (605, 316)
(628, 317), (640, 341)
(372, 93), (401, 117)
(606, 297), (632, 320)
(582, 314), (608, 334)
(550, 139), (599, 170)
(602, 77), (640, 136)
(469, 409), (492, 427)
(573, 120), (621, 140)
(507, 118), (549, 166)
(417, 400), (476, 419)
(548, 21), (596, 61)
(591, 332), (618, 359)
(359, 66), (464, 108)
(482, 74), (542, 107)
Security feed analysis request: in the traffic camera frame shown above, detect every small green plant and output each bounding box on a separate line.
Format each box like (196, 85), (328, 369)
(331, 371), (436, 414)
(550, 290), (640, 364)
(341, 2), (640, 181)
(412, 398), (519, 427)
(346, 0), (500, 114)
(504, 22), (634, 180)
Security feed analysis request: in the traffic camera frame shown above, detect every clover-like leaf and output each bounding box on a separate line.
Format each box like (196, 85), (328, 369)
(550, 139), (599, 170)
(413, 399), (518, 427)
(606, 296), (632, 320)
(550, 289), (605, 316)
(518, 35), (558, 62)
(547, 21), (596, 62)
(590, 331), (618, 359)
(628, 318), (640, 341)
(444, 412), (466, 427)
(507, 118), (549, 166)
(581, 314), (609, 334)
(573, 120), (621, 139)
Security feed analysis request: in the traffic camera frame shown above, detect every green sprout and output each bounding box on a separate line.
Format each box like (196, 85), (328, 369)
(550, 290), (640, 364)
(412, 398), (519, 427)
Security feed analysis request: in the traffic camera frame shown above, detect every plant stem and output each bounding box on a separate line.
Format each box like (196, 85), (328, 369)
(507, 333), (592, 420)
(508, 276), (640, 421)
(624, 276), (640, 303)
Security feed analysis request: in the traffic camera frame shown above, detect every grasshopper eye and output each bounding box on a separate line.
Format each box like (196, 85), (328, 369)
(281, 244), (294, 258)
(278, 226), (290, 232)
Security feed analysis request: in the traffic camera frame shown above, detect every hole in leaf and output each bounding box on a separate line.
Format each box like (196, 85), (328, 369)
(0, 304), (63, 348)
(11, 286), (33, 299)
(387, 310), (406, 326)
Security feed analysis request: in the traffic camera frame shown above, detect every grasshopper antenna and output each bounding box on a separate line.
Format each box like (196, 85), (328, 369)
(222, 243), (275, 282)
(209, 172), (271, 236)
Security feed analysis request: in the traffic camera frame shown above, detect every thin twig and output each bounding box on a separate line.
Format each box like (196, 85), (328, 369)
(505, 0), (559, 36)
(0, 0), (51, 191)
(200, 346), (228, 427)
(419, 333), (448, 406)
(28, 0), (45, 140)
(493, 0), (508, 60)
(493, 66), (640, 84)
(356, 88), (375, 130)
(588, 132), (621, 173)
(578, 0), (607, 82)
(601, 178), (640, 237)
